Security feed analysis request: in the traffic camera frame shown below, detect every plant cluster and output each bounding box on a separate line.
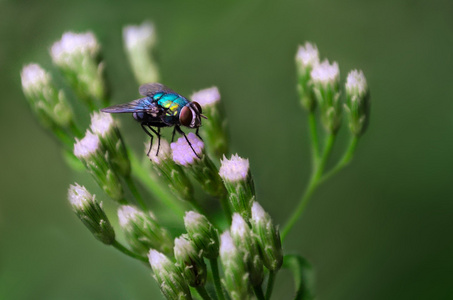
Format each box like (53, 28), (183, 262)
(21, 21), (370, 300)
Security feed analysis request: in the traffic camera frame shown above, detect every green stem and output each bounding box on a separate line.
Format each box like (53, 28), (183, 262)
(308, 112), (320, 163)
(281, 133), (336, 240)
(124, 175), (148, 211)
(209, 258), (225, 300)
(196, 286), (213, 300)
(320, 136), (359, 184)
(128, 149), (186, 218)
(112, 240), (148, 263)
(317, 133), (336, 174)
(253, 285), (266, 300)
(265, 271), (276, 300)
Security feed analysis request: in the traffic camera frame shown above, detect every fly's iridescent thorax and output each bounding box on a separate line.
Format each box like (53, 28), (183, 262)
(153, 92), (190, 125)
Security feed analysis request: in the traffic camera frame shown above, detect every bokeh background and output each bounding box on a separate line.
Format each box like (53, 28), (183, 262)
(1, 0), (453, 299)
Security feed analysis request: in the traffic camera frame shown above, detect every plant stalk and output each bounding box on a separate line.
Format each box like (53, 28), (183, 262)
(281, 133), (336, 240)
(209, 258), (225, 300)
(112, 240), (148, 263)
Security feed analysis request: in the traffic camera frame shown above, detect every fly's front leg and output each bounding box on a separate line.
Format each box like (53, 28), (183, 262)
(195, 128), (203, 141)
(176, 126), (201, 159)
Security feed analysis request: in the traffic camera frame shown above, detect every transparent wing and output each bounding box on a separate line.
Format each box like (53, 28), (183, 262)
(101, 98), (161, 114)
(139, 83), (177, 97)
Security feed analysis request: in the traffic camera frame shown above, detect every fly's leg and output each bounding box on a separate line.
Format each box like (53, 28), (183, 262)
(146, 125), (160, 156)
(195, 128), (203, 141)
(141, 123), (160, 156)
(141, 123), (154, 156)
(171, 126), (177, 143)
(176, 126), (201, 159)
(155, 127), (161, 156)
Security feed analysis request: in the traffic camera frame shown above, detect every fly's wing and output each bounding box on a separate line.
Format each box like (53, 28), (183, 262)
(139, 83), (178, 97)
(101, 98), (161, 114)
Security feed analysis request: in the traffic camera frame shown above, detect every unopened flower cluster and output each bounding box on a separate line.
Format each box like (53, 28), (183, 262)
(21, 20), (371, 300)
(296, 42), (370, 135)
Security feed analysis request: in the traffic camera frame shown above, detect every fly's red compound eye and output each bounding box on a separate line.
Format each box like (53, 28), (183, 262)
(179, 106), (193, 127)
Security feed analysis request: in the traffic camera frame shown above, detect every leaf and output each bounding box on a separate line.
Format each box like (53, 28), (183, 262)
(282, 254), (314, 300)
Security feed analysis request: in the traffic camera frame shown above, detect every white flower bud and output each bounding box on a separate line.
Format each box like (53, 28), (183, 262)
(219, 154), (255, 219)
(118, 205), (173, 256)
(148, 249), (192, 300)
(311, 59), (342, 133)
(296, 42), (319, 70)
(123, 21), (159, 84)
(68, 183), (115, 245)
(295, 42), (320, 111)
(184, 211), (219, 259)
(251, 202), (283, 271)
(230, 214), (264, 287)
(219, 231), (252, 300)
(174, 234), (207, 286)
(191, 87), (220, 107)
(172, 133), (225, 197)
(311, 60), (339, 88)
(51, 31), (106, 110)
(90, 112), (130, 176)
(21, 63), (74, 129)
(344, 69), (370, 136)
(74, 130), (124, 202)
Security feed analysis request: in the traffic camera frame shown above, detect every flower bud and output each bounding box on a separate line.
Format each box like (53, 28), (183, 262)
(123, 21), (159, 84)
(174, 234), (207, 287)
(311, 59), (342, 134)
(20, 64), (78, 146)
(171, 133), (226, 198)
(148, 249), (192, 300)
(295, 42), (320, 111)
(118, 205), (173, 256)
(230, 214), (264, 286)
(191, 87), (229, 159)
(219, 231), (252, 300)
(251, 202), (283, 271)
(147, 139), (194, 203)
(90, 112), (130, 177)
(184, 211), (219, 259)
(219, 154), (255, 220)
(74, 131), (125, 203)
(51, 31), (107, 110)
(68, 183), (115, 245)
(344, 70), (370, 136)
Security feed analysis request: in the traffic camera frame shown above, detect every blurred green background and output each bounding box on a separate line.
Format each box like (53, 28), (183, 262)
(1, 0), (453, 299)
